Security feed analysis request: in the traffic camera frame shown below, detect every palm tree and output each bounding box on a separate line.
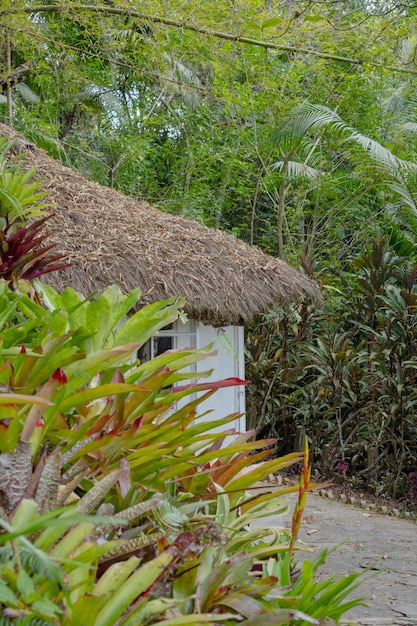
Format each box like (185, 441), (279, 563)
(270, 102), (417, 261)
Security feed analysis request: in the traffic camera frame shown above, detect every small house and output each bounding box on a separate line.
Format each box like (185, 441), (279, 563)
(1, 124), (320, 433)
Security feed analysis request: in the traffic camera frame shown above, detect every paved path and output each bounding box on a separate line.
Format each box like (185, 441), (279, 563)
(254, 489), (417, 625)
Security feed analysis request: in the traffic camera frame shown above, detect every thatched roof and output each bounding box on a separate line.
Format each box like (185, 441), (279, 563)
(1, 124), (321, 326)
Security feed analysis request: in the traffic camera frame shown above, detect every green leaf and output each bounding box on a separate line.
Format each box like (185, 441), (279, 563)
(102, 285), (142, 331)
(49, 308), (70, 336)
(84, 294), (112, 351)
(31, 599), (62, 617)
(245, 21), (261, 31)
(121, 598), (185, 626)
(0, 392), (51, 405)
(64, 343), (141, 389)
(17, 569), (35, 598)
(0, 187), (23, 217)
(0, 296), (18, 331)
(153, 614), (238, 624)
(94, 552), (174, 626)
(112, 297), (185, 348)
(0, 582), (18, 606)
(93, 557), (141, 596)
(243, 610), (319, 624)
(217, 592), (264, 617)
(10, 499), (39, 532)
(50, 522), (94, 558)
(173, 559), (197, 604)
(304, 15), (326, 22)
(57, 382), (142, 412)
(71, 595), (109, 625)
(261, 17), (282, 28)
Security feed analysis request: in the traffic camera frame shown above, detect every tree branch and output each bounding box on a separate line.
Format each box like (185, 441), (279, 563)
(0, 63), (30, 94)
(2, 4), (417, 75)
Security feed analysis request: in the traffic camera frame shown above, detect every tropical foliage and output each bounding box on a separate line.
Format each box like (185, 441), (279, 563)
(1, 0), (417, 578)
(1, 1), (417, 265)
(0, 152), (367, 624)
(0, 280), (368, 625)
(247, 239), (417, 502)
(0, 137), (68, 288)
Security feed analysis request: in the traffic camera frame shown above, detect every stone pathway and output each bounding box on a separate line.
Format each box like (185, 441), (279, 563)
(254, 488), (417, 625)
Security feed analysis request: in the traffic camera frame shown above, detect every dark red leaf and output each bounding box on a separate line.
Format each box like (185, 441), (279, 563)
(52, 368), (67, 384)
(174, 377), (250, 393)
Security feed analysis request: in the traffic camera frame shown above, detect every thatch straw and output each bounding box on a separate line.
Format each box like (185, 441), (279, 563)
(1, 124), (321, 326)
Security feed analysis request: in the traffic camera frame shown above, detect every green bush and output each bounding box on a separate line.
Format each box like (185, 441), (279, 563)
(247, 240), (417, 501)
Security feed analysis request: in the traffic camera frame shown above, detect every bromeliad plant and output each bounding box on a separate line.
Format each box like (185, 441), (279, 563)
(0, 138), (49, 225)
(0, 281), (367, 625)
(0, 137), (68, 289)
(0, 216), (69, 288)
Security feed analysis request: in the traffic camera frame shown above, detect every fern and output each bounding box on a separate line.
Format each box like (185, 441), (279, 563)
(152, 500), (190, 531)
(17, 546), (62, 583)
(0, 547), (13, 564)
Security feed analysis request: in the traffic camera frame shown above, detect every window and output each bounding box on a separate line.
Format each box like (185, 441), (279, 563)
(138, 321), (197, 361)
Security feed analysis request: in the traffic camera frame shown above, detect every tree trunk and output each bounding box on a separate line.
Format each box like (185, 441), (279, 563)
(276, 159), (288, 258)
(5, 40), (13, 125)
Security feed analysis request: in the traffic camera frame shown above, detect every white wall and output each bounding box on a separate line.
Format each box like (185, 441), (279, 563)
(194, 323), (246, 435)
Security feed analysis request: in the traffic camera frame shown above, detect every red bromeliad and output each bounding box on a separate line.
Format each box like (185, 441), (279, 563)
(0, 216), (69, 286)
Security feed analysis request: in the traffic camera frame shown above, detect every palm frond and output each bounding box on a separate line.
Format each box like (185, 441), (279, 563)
(399, 205), (417, 233)
(398, 35), (417, 64)
(271, 159), (322, 179)
(292, 103), (348, 134)
(271, 103), (349, 147)
(389, 179), (417, 212)
(164, 54), (202, 109)
(272, 103), (417, 187)
(15, 83), (40, 104)
(387, 221), (417, 260)
(74, 84), (127, 122)
(347, 130), (402, 170)
(399, 122), (417, 134)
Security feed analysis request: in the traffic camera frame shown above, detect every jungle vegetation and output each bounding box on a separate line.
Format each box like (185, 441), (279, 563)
(2, 0), (417, 499)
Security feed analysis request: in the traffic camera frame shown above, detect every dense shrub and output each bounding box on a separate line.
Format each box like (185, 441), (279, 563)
(247, 240), (417, 501)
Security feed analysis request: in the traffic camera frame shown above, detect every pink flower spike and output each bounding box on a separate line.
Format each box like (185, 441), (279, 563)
(52, 368), (67, 384)
(36, 418), (44, 428)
